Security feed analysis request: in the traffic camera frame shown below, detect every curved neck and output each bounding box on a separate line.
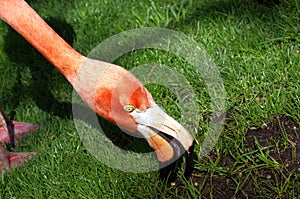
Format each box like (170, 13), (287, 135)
(0, 0), (84, 83)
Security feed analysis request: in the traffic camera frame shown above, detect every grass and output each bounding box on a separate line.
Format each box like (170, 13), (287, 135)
(0, 0), (300, 198)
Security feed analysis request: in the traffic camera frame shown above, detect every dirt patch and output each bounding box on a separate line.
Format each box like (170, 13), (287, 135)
(245, 116), (300, 175)
(174, 115), (300, 198)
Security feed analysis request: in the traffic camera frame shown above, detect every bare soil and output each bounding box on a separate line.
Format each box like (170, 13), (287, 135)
(174, 115), (300, 198)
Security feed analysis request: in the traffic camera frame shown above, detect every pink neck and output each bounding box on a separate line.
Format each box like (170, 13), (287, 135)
(0, 0), (84, 83)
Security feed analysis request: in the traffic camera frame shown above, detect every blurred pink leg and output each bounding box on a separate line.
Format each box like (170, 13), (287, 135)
(0, 107), (37, 144)
(0, 106), (37, 171)
(0, 144), (37, 170)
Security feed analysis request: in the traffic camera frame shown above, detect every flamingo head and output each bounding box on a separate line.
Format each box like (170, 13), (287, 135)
(97, 66), (195, 171)
(78, 61), (194, 174)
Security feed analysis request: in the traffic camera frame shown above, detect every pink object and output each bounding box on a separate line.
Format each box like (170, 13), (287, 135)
(0, 107), (37, 170)
(0, 150), (37, 171)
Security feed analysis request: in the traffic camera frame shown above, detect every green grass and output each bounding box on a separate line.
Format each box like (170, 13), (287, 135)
(0, 0), (300, 198)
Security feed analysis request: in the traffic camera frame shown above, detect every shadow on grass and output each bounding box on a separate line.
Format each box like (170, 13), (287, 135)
(168, 0), (284, 32)
(189, 0), (280, 21)
(72, 103), (152, 154)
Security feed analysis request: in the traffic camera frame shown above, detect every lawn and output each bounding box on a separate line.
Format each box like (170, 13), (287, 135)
(0, 0), (299, 198)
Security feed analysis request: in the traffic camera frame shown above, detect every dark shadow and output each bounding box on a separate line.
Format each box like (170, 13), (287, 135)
(4, 17), (75, 119)
(257, 0), (280, 6)
(168, 0), (283, 30)
(72, 103), (152, 154)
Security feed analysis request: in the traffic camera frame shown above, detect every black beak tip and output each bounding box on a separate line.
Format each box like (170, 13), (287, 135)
(159, 140), (195, 183)
(183, 140), (195, 177)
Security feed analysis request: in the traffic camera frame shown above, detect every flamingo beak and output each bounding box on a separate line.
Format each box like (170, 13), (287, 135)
(129, 105), (194, 176)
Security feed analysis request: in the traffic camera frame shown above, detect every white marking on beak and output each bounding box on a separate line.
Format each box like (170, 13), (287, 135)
(130, 105), (194, 151)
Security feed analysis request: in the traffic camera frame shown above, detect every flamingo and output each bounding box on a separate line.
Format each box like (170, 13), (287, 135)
(0, 0), (194, 176)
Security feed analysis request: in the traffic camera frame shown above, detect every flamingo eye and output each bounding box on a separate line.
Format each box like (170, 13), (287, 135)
(124, 105), (136, 113)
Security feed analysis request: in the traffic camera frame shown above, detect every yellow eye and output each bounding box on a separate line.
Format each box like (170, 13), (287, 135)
(124, 105), (136, 113)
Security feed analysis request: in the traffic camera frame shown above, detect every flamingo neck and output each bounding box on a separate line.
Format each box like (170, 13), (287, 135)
(0, 0), (149, 131)
(0, 0), (84, 83)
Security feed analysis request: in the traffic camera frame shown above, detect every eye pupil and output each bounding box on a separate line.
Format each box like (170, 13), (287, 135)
(124, 105), (135, 113)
